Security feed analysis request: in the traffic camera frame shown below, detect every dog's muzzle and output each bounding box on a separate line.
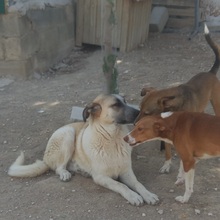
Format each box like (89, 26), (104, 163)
(117, 104), (140, 124)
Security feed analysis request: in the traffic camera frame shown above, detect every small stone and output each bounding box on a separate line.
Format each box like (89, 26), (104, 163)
(38, 109), (45, 113)
(142, 213), (146, 217)
(208, 212), (213, 216)
(123, 70), (129, 74)
(158, 210), (163, 215)
(195, 209), (201, 215)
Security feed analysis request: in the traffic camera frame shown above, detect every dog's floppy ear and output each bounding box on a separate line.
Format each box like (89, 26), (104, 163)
(140, 87), (155, 96)
(82, 103), (102, 122)
(158, 96), (176, 111)
(154, 120), (166, 132)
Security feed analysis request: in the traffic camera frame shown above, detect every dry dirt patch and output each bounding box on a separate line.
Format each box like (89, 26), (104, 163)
(1, 31), (220, 220)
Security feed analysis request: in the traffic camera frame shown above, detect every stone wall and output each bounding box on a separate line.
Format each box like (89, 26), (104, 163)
(0, 2), (75, 78)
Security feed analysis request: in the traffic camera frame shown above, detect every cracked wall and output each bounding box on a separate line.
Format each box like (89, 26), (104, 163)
(0, 2), (75, 78)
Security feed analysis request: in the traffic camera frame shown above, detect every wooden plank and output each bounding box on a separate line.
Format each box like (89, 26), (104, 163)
(153, 0), (194, 7)
(120, 0), (130, 52)
(168, 7), (195, 17)
(129, 1), (137, 51)
(140, 0), (146, 43)
(144, 0), (152, 42)
(137, 1), (144, 45)
(89, 0), (97, 45)
(166, 17), (194, 29)
(95, 0), (102, 45)
(127, 1), (135, 51)
(141, 0), (152, 43)
(75, 0), (84, 46)
(112, 0), (122, 48)
(76, 0), (152, 51)
(82, 0), (91, 44)
(168, 7), (202, 19)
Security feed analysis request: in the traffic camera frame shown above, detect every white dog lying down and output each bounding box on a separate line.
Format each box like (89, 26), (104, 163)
(8, 94), (159, 206)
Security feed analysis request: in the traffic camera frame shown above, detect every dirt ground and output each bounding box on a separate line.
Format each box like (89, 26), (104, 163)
(1, 30), (220, 220)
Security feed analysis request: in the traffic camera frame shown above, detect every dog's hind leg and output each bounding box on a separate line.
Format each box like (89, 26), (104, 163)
(44, 125), (76, 181)
(119, 170), (159, 205)
(210, 83), (220, 116)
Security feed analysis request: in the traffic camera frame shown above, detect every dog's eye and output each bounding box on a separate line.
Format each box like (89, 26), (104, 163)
(112, 102), (122, 108)
(123, 98), (127, 104)
(138, 127), (143, 132)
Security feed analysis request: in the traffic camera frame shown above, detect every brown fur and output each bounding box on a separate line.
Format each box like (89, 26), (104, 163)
(135, 24), (220, 173)
(124, 111), (220, 203)
(8, 94), (159, 206)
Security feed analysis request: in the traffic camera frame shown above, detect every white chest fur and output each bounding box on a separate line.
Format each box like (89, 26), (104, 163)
(75, 124), (132, 178)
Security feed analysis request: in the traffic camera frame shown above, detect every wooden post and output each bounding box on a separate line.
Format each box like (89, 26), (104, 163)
(102, 0), (119, 94)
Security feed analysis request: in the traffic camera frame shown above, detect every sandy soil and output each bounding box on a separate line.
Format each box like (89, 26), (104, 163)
(1, 30), (220, 220)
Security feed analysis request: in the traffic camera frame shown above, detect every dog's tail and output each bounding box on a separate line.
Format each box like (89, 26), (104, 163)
(204, 23), (220, 74)
(8, 152), (49, 178)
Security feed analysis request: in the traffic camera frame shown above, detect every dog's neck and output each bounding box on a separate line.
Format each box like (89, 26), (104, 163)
(90, 121), (124, 137)
(158, 113), (179, 142)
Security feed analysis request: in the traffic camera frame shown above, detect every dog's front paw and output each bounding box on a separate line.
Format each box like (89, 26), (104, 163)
(175, 195), (188, 203)
(126, 191), (144, 206)
(59, 170), (72, 181)
(143, 192), (159, 205)
(159, 159), (171, 173)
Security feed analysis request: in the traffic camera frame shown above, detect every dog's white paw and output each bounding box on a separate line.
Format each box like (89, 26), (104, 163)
(59, 170), (72, 181)
(175, 195), (188, 203)
(126, 191), (144, 206)
(159, 159), (171, 173)
(143, 192), (159, 205)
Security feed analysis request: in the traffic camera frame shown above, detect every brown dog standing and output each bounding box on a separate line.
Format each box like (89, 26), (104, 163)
(124, 111), (220, 203)
(135, 24), (220, 173)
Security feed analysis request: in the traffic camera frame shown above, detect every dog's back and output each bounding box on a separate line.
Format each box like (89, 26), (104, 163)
(173, 112), (220, 156)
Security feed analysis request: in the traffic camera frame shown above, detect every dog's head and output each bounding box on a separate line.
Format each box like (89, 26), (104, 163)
(135, 87), (183, 123)
(124, 114), (166, 146)
(83, 94), (140, 124)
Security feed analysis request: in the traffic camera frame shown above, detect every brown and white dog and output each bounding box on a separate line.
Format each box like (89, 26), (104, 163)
(135, 24), (220, 173)
(124, 111), (220, 203)
(8, 94), (159, 206)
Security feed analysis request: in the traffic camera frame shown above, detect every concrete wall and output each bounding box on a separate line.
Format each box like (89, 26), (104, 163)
(0, 2), (75, 78)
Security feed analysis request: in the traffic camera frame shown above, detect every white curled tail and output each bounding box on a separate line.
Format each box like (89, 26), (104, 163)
(204, 23), (220, 74)
(204, 23), (209, 35)
(8, 152), (49, 178)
